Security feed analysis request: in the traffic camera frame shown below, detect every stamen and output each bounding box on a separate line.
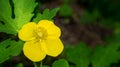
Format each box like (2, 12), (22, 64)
(35, 27), (48, 41)
(37, 32), (42, 38)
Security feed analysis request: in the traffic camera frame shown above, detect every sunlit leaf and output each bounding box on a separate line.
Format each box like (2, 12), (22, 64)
(0, 0), (37, 35)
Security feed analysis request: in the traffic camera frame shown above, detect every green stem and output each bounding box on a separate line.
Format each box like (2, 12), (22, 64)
(33, 62), (37, 67)
(40, 61), (42, 67)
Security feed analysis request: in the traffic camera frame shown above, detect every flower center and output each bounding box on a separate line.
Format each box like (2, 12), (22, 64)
(35, 27), (47, 42)
(37, 32), (43, 38)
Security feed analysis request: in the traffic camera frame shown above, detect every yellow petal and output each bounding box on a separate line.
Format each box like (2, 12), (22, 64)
(38, 20), (61, 38)
(18, 22), (36, 41)
(23, 40), (46, 62)
(43, 38), (64, 57)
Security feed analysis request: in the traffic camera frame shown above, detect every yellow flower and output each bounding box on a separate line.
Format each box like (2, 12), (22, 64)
(18, 20), (64, 62)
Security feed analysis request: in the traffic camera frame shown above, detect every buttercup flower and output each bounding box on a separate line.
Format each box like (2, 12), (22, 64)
(18, 20), (64, 62)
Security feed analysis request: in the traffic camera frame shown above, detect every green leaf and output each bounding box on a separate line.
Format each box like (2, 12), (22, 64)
(80, 11), (94, 24)
(0, 39), (24, 63)
(0, 0), (17, 34)
(0, 0), (37, 35)
(80, 9), (101, 24)
(91, 42), (120, 67)
(100, 19), (114, 28)
(33, 8), (59, 22)
(15, 63), (23, 67)
(114, 23), (120, 35)
(43, 65), (50, 67)
(52, 59), (69, 67)
(66, 42), (91, 67)
(0, 63), (3, 67)
(59, 4), (72, 17)
(13, 0), (38, 30)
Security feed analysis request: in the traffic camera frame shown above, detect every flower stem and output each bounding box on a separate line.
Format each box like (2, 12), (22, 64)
(33, 62), (37, 67)
(40, 61), (42, 67)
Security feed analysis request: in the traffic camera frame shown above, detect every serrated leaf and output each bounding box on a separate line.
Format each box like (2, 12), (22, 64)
(52, 59), (69, 67)
(0, 39), (24, 63)
(0, 0), (17, 34)
(0, 0), (37, 35)
(66, 42), (91, 67)
(91, 42), (120, 67)
(33, 8), (59, 22)
(13, 0), (38, 30)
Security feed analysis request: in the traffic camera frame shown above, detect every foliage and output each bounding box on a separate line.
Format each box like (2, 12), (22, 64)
(0, 39), (23, 63)
(88, 0), (120, 21)
(80, 9), (101, 24)
(66, 42), (91, 67)
(0, 0), (37, 35)
(52, 59), (69, 67)
(65, 40), (120, 67)
(114, 23), (120, 36)
(33, 8), (59, 22)
(0, 0), (120, 67)
(43, 65), (50, 67)
(91, 41), (120, 67)
(0, 0), (60, 66)
(15, 63), (23, 67)
(59, 4), (73, 17)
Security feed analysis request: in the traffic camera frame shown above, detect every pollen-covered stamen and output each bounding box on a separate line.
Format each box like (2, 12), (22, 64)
(35, 27), (48, 41)
(37, 32), (43, 38)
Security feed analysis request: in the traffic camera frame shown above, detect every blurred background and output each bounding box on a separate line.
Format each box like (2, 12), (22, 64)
(0, 0), (120, 67)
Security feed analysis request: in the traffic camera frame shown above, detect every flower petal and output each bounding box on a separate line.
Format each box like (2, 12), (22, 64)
(23, 41), (46, 62)
(18, 22), (36, 41)
(42, 38), (64, 57)
(38, 20), (61, 38)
